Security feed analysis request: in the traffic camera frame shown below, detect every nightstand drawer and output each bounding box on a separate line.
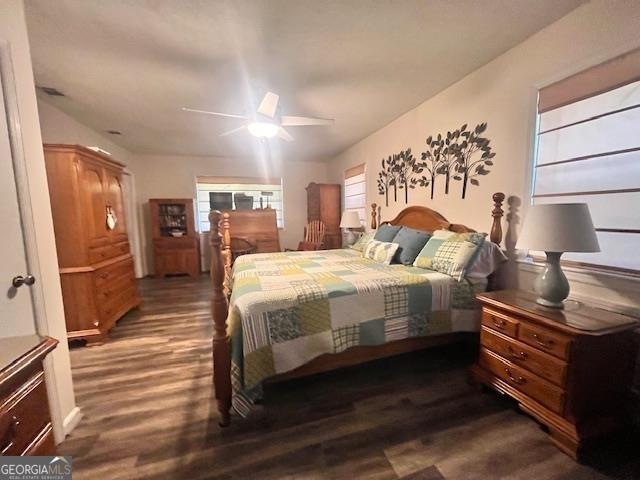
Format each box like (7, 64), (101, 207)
(479, 348), (565, 414)
(481, 326), (568, 386)
(518, 323), (572, 360)
(481, 309), (519, 337)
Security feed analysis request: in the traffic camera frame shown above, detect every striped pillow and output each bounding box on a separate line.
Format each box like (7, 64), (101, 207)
(363, 240), (400, 265)
(413, 230), (486, 281)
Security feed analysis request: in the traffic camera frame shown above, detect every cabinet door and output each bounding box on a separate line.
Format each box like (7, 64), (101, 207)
(104, 168), (128, 243)
(79, 161), (110, 247)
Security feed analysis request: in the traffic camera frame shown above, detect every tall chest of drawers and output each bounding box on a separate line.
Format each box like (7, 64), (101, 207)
(470, 290), (639, 459)
(44, 144), (140, 344)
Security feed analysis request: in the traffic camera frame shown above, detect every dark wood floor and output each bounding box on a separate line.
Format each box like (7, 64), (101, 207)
(60, 275), (640, 479)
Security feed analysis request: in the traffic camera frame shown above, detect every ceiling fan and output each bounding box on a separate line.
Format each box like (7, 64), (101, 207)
(182, 91), (334, 142)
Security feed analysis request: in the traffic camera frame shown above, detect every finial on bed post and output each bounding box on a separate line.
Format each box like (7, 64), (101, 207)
(490, 192), (505, 245)
(371, 203), (377, 230)
(209, 210), (232, 427)
(221, 212), (232, 298)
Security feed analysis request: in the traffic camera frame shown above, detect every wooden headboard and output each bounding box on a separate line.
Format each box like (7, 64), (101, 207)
(370, 192), (505, 241)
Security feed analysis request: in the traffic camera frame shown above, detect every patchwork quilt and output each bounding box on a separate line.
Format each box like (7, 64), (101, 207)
(227, 249), (481, 416)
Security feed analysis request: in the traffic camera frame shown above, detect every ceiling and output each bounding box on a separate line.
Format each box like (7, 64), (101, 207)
(25, 0), (584, 161)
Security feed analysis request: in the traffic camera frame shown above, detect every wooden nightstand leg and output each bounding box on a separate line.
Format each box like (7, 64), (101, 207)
(548, 425), (580, 460)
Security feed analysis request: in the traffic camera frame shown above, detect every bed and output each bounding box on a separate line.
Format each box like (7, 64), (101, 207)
(209, 193), (506, 426)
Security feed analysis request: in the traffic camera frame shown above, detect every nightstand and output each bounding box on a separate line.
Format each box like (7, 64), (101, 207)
(470, 290), (639, 459)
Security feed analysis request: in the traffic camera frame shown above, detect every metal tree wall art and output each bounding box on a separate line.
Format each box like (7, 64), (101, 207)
(452, 122), (495, 199)
(396, 148), (418, 204)
(413, 134), (442, 200)
(437, 127), (463, 195)
(377, 154), (402, 206)
(376, 159), (391, 207)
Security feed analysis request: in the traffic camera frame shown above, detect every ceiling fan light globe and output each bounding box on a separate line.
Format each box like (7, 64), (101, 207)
(247, 121), (279, 138)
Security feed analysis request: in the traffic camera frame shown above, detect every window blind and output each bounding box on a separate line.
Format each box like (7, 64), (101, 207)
(195, 178), (284, 232)
(344, 164), (366, 225)
(533, 51), (640, 273)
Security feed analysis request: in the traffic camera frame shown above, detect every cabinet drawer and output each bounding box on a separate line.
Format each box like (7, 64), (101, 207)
(94, 257), (134, 287)
(89, 241), (130, 264)
(0, 374), (49, 456)
(480, 327), (567, 386)
(518, 323), (572, 360)
(23, 424), (55, 456)
(96, 273), (134, 304)
(98, 284), (137, 321)
(479, 348), (565, 414)
(481, 309), (519, 338)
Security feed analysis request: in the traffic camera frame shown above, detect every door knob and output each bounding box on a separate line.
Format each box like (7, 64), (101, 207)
(12, 275), (36, 288)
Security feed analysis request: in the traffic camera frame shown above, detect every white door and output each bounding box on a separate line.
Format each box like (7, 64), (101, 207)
(0, 53), (37, 338)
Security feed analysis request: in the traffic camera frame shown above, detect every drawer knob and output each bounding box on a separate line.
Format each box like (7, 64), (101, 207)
(0, 416), (20, 455)
(492, 318), (506, 329)
(505, 368), (527, 385)
(533, 333), (554, 349)
(100, 273), (109, 279)
(507, 346), (527, 360)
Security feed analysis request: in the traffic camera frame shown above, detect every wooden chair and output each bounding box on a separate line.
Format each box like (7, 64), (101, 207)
(297, 220), (326, 251)
(230, 236), (257, 261)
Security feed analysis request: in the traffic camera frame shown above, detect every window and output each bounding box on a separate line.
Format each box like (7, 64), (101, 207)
(196, 176), (284, 232)
(532, 49), (640, 273)
(344, 164), (366, 225)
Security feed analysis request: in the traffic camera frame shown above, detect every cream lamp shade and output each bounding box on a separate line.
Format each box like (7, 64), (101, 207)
(517, 203), (599, 309)
(516, 203), (600, 253)
(340, 211), (361, 229)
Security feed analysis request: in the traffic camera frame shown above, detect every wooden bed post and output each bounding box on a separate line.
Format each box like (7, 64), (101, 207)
(370, 203), (377, 230)
(221, 212), (232, 298)
(490, 192), (505, 245)
(209, 210), (232, 427)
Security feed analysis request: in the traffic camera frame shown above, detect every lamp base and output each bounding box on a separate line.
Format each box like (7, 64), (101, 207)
(534, 252), (570, 309)
(345, 229), (357, 246)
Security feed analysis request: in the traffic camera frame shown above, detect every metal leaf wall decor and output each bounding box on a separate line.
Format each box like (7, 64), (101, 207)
(375, 122), (495, 205)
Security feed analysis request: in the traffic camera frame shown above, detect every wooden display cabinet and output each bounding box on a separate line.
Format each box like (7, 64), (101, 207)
(150, 199), (199, 278)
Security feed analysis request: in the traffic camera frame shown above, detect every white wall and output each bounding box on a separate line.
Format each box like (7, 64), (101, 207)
(0, 0), (78, 442)
(38, 98), (132, 162)
(328, 0), (640, 312)
(127, 153), (330, 276)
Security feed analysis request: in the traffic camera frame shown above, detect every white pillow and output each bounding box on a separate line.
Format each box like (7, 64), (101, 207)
(363, 240), (400, 265)
(465, 241), (507, 284)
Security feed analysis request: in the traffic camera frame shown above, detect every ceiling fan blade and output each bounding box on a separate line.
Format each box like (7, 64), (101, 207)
(182, 107), (247, 119)
(219, 125), (247, 137)
(257, 92), (279, 118)
(281, 116), (335, 126)
(278, 127), (294, 142)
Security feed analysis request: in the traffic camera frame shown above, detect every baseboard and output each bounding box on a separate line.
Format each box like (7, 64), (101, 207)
(62, 406), (83, 439)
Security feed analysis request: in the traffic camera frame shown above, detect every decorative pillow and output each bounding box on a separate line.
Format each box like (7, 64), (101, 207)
(391, 227), (432, 265)
(350, 231), (375, 252)
(373, 224), (402, 242)
(363, 240), (400, 265)
(413, 230), (487, 281)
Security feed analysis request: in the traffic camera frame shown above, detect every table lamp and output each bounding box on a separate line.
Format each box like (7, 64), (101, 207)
(340, 211), (362, 246)
(516, 203), (600, 308)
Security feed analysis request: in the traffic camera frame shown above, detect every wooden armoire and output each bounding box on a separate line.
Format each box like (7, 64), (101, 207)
(306, 183), (341, 249)
(44, 144), (140, 344)
(150, 198), (200, 278)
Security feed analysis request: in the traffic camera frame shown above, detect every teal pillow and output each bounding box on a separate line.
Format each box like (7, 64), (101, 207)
(373, 224), (401, 242)
(392, 227), (432, 265)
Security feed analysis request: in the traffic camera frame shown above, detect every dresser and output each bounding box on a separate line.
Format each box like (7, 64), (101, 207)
(470, 290), (639, 459)
(150, 198), (199, 278)
(306, 183), (341, 249)
(44, 144), (140, 344)
(0, 336), (58, 456)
